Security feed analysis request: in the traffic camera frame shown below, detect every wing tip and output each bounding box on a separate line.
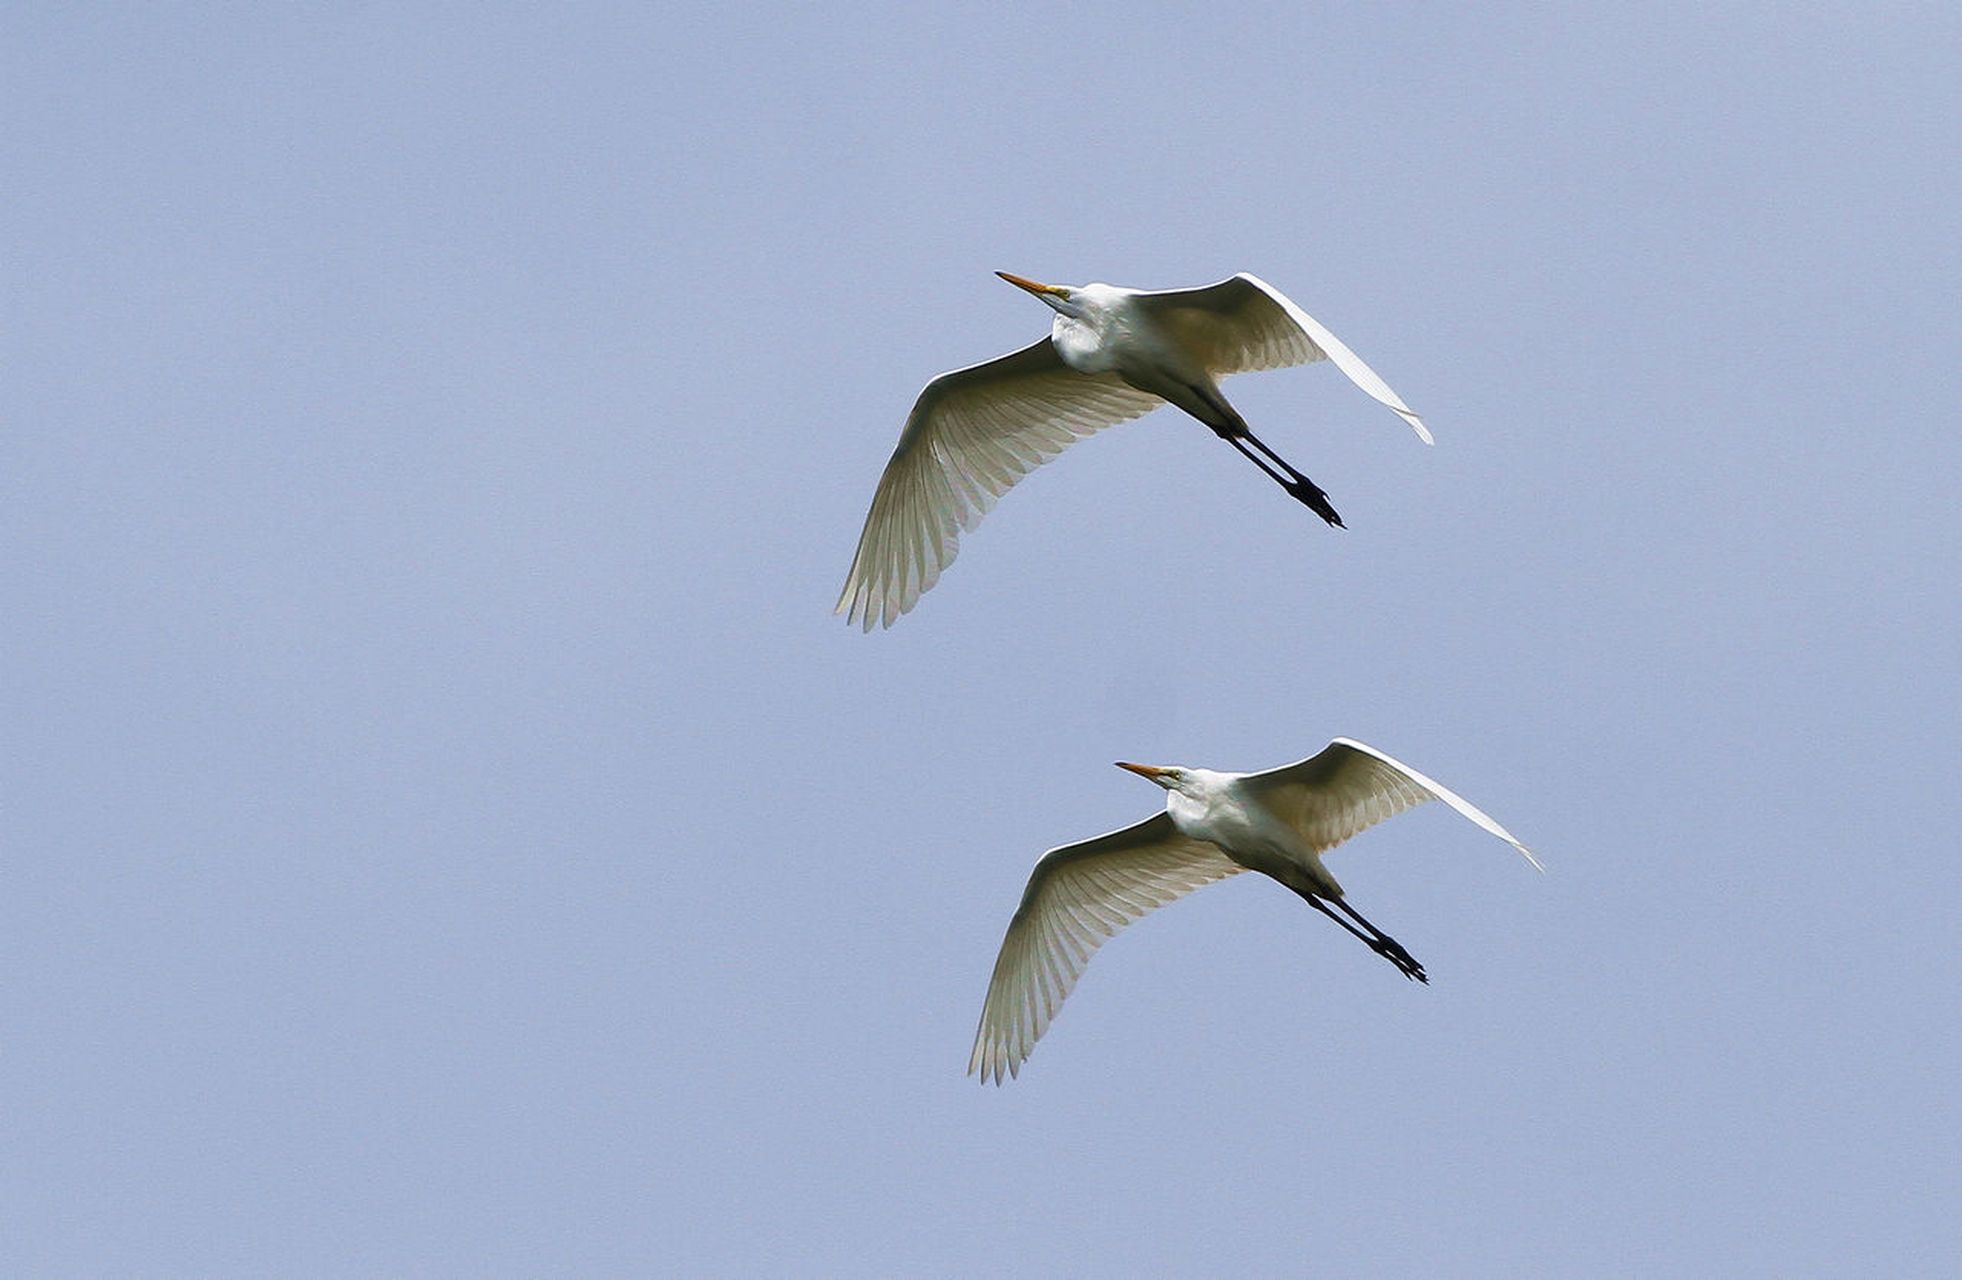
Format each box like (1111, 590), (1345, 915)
(833, 580), (905, 631)
(968, 1047), (1012, 1086)
(1235, 274), (1432, 442)
(1331, 736), (1537, 870)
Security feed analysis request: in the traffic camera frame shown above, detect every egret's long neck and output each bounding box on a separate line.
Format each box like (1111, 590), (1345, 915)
(1163, 788), (1209, 835)
(1050, 312), (1113, 374)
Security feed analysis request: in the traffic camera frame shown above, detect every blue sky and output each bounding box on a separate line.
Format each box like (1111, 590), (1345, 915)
(6, 4), (1958, 1274)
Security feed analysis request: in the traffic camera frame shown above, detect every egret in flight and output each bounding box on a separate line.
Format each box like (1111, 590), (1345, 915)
(837, 272), (1430, 630)
(969, 738), (1539, 1084)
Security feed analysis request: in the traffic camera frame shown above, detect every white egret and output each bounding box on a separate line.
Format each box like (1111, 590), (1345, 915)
(837, 272), (1430, 630)
(969, 738), (1539, 1084)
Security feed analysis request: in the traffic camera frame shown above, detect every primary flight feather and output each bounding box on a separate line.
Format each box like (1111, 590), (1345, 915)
(837, 272), (1430, 630)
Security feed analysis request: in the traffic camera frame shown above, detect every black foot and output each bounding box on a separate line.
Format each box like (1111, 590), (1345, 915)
(1286, 479), (1345, 528)
(1372, 936), (1428, 983)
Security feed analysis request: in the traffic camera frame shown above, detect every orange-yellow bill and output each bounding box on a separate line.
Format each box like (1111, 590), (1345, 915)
(996, 271), (1070, 298)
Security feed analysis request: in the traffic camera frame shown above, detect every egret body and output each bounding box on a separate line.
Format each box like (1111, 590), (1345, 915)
(969, 738), (1540, 1084)
(838, 272), (1430, 629)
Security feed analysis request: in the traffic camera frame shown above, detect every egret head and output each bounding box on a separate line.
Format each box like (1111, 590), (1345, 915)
(997, 271), (1082, 317)
(1115, 761), (1190, 793)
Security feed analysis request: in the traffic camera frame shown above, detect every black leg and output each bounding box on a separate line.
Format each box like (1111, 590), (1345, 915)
(1202, 416), (1344, 527)
(1329, 898), (1428, 983)
(1288, 886), (1428, 983)
(1238, 427), (1345, 528)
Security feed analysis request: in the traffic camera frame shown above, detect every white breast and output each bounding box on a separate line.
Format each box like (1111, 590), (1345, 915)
(1166, 788), (1300, 863)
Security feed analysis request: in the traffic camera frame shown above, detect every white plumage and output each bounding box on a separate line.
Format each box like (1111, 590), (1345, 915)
(969, 738), (1539, 1085)
(838, 273), (1429, 630)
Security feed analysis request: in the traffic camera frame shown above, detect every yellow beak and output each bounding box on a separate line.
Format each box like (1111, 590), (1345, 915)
(996, 271), (1071, 298)
(1114, 762), (1172, 779)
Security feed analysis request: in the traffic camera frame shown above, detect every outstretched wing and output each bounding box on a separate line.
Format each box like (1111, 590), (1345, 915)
(836, 340), (1164, 630)
(1133, 274), (1431, 443)
(1242, 738), (1540, 868)
(969, 813), (1243, 1084)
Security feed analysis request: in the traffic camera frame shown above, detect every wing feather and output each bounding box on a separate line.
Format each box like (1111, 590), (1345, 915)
(836, 340), (1164, 630)
(1243, 738), (1540, 869)
(969, 814), (1243, 1084)
(1134, 274), (1432, 444)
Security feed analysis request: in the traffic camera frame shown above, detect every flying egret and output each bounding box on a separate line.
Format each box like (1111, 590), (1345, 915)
(969, 738), (1540, 1084)
(837, 272), (1430, 630)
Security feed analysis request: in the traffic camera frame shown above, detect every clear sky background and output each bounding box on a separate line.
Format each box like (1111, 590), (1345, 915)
(6, 4), (1958, 1275)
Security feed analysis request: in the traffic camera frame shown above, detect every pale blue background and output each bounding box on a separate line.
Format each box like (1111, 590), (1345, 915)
(6, 4), (1958, 1275)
